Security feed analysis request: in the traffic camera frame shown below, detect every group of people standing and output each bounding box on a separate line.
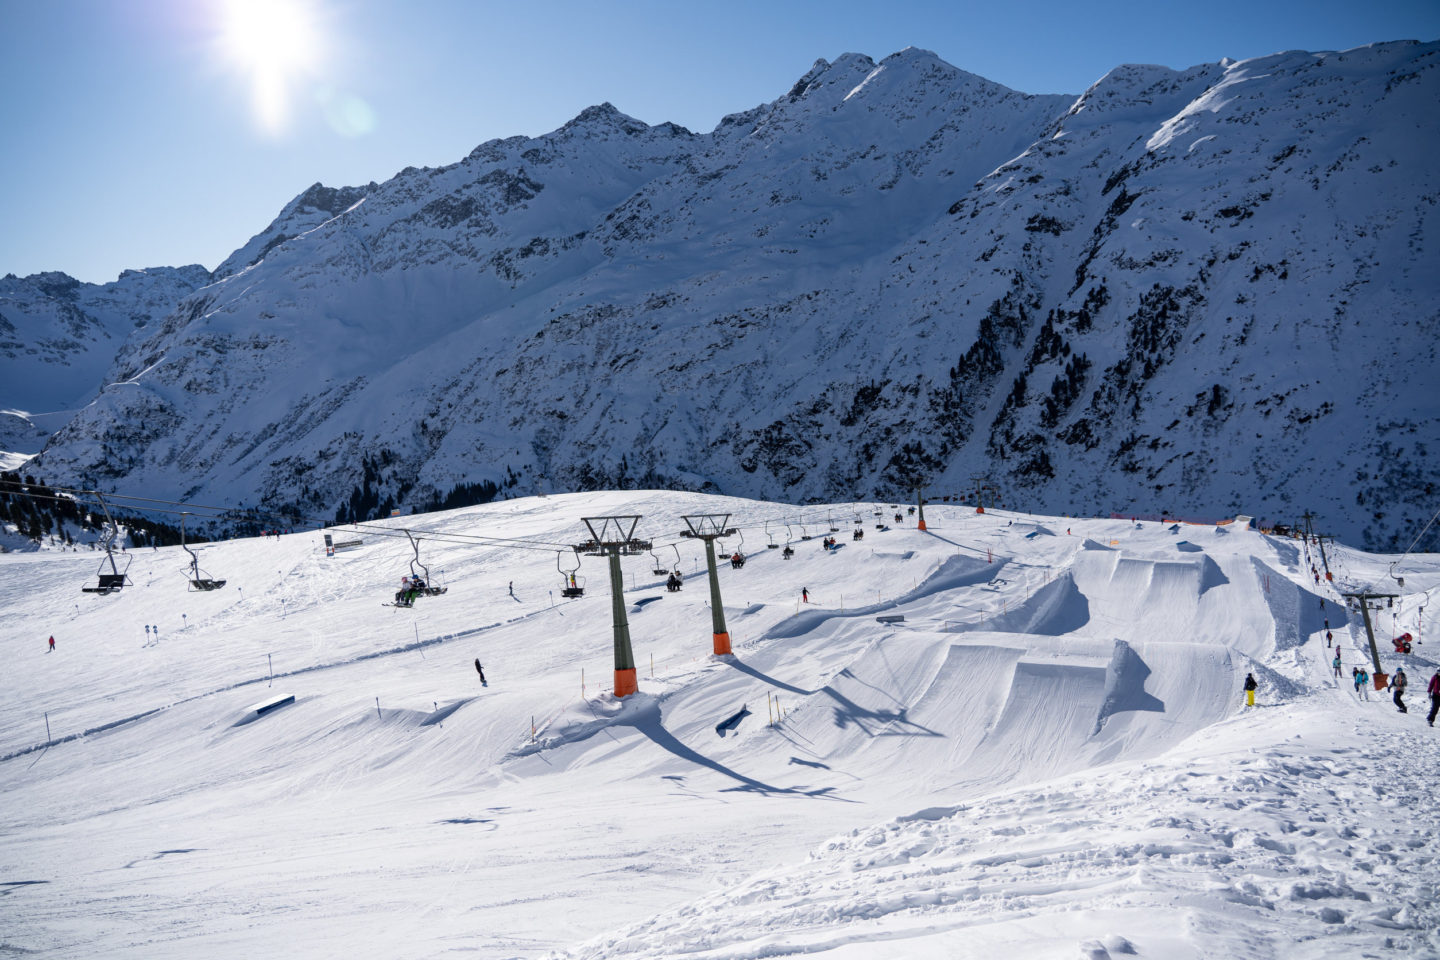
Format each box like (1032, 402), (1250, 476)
(1244, 665), (1439, 725)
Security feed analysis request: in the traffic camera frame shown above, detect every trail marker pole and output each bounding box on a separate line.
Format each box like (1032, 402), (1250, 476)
(267, 653), (273, 681)
(375, 697), (381, 718)
(44, 712), (51, 743)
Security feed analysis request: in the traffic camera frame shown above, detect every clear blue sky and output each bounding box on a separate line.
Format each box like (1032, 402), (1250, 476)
(2, 0), (1436, 284)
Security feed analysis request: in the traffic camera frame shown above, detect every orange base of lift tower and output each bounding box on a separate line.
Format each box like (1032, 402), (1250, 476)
(976, 506), (985, 515)
(713, 632), (732, 656)
(917, 519), (927, 531)
(614, 668), (638, 698)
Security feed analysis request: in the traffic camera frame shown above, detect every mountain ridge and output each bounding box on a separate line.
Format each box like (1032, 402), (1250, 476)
(8, 40), (1439, 550)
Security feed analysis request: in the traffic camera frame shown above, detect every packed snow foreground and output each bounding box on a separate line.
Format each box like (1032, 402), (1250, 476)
(1, 491), (1436, 959)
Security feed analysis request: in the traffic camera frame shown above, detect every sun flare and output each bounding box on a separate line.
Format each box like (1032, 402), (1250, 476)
(219, 0), (323, 134)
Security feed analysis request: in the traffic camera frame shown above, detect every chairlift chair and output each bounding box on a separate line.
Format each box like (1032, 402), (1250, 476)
(765, 519), (779, 549)
(828, 511), (840, 534)
(782, 524), (795, 559)
(180, 512), (226, 591)
(799, 523), (813, 541)
(81, 492), (132, 595)
(729, 528), (747, 569)
(667, 544), (684, 589)
(559, 549), (585, 598)
(405, 530), (448, 597)
(650, 548), (670, 577)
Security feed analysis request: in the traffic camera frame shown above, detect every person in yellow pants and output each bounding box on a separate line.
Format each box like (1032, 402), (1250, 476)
(1243, 672), (1257, 707)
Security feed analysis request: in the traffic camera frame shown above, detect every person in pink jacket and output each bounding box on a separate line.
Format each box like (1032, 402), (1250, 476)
(1427, 670), (1440, 727)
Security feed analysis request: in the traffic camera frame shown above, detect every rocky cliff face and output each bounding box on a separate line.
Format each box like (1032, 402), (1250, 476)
(22, 42), (1440, 549)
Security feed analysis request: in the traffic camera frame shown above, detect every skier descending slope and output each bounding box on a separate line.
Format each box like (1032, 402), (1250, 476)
(474, 659), (487, 687)
(1243, 672), (1257, 707)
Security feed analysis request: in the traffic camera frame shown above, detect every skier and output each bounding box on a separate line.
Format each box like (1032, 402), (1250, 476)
(508, 581), (514, 598)
(802, 587), (809, 603)
(47, 635), (55, 652)
(1352, 667), (1361, 695)
(1390, 668), (1408, 714)
(474, 658), (487, 686)
(1357, 667), (1371, 700)
(1326, 629), (1333, 648)
(1332, 651), (1342, 678)
(1243, 673), (1257, 707)
(1427, 670), (1440, 727)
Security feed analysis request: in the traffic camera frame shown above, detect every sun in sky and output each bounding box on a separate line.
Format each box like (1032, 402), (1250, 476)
(218, 0), (325, 135)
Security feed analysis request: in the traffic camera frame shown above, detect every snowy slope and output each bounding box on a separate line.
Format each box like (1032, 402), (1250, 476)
(18, 41), (1440, 549)
(1, 492), (1437, 958)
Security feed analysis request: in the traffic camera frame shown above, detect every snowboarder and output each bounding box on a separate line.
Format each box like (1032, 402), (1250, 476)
(474, 658), (487, 686)
(1390, 668), (1408, 713)
(1243, 673), (1257, 707)
(802, 587), (809, 603)
(47, 635), (55, 652)
(1427, 670), (1440, 727)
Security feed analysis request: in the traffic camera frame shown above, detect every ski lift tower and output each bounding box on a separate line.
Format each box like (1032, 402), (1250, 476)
(1341, 590), (1400, 688)
(915, 484), (928, 532)
(681, 513), (738, 655)
(969, 475), (1001, 515)
(577, 516), (652, 698)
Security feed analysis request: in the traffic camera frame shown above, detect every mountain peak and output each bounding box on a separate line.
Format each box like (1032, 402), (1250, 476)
(560, 102), (650, 136)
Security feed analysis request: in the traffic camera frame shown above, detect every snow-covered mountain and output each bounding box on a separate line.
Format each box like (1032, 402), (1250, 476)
(19, 41), (1440, 549)
(0, 265), (211, 458)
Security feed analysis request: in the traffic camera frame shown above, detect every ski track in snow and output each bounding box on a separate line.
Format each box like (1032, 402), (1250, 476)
(1, 493), (1438, 960)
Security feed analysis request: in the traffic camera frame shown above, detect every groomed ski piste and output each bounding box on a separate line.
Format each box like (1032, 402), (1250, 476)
(1, 491), (1437, 959)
